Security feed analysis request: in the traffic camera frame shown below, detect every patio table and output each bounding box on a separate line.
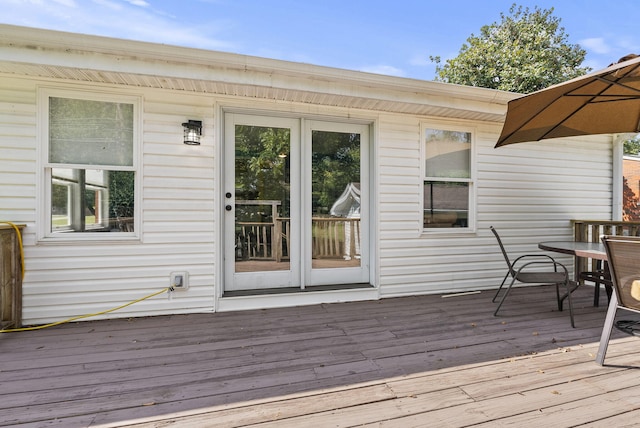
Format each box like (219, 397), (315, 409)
(538, 241), (607, 261)
(539, 240), (639, 365)
(538, 240), (610, 309)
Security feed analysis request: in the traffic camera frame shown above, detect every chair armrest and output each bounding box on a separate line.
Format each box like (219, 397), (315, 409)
(514, 259), (569, 276)
(512, 254), (566, 271)
(512, 254), (559, 264)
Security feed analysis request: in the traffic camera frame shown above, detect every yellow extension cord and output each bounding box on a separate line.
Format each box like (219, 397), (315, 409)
(0, 221), (171, 333)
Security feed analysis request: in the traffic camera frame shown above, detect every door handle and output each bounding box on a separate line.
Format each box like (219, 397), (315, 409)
(226, 192), (232, 198)
(225, 205), (232, 211)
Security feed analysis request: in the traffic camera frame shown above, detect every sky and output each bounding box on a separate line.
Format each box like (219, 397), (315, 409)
(1, 0), (639, 82)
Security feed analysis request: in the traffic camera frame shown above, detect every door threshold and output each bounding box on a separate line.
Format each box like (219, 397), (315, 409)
(223, 283), (373, 297)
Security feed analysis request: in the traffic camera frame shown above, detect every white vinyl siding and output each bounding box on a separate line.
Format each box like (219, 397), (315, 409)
(0, 80), (37, 224)
(377, 115), (612, 297)
(0, 76), (613, 324)
(1, 78), (216, 324)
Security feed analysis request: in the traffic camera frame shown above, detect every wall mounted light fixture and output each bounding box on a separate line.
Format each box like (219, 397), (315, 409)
(182, 120), (202, 145)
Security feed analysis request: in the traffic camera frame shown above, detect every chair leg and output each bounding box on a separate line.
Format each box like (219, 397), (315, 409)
(592, 277), (611, 307)
(493, 277), (517, 316)
(596, 292), (619, 365)
(558, 280), (580, 312)
(492, 272), (510, 303)
(553, 280), (575, 327)
(605, 284), (613, 303)
(565, 280), (575, 328)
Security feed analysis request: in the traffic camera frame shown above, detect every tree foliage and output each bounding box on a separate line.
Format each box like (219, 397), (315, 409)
(431, 4), (590, 93)
(623, 176), (640, 221)
(623, 135), (640, 156)
(622, 136), (640, 221)
(234, 126), (361, 220)
(311, 131), (360, 214)
(235, 125), (290, 220)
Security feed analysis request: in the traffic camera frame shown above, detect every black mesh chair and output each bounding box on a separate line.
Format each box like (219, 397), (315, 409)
(491, 226), (574, 327)
(596, 235), (640, 365)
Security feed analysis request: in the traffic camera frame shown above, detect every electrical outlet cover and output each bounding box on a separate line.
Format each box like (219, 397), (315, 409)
(170, 271), (189, 290)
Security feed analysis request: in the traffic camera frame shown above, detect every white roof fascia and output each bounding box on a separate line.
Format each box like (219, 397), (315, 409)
(0, 24), (516, 119)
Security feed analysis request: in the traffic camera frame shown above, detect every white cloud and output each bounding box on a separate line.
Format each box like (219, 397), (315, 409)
(1, 0), (234, 51)
(91, 0), (123, 11)
(582, 58), (605, 71)
(612, 36), (639, 57)
(579, 37), (611, 55)
(53, 0), (77, 6)
(359, 65), (405, 77)
(409, 54), (431, 67)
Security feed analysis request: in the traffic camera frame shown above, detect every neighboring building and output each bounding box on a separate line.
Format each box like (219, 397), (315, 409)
(623, 155), (640, 220)
(0, 24), (615, 325)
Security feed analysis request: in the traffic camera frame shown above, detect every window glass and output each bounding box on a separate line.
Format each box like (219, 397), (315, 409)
(424, 129), (470, 178)
(234, 125), (290, 271)
(51, 169), (135, 233)
(423, 127), (472, 229)
(49, 97), (134, 166)
(423, 181), (469, 228)
(311, 130), (361, 268)
(46, 93), (137, 236)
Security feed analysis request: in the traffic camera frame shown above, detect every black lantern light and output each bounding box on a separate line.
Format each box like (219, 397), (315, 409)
(182, 120), (202, 145)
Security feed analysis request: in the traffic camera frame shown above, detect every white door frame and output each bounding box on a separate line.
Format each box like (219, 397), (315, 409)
(222, 112), (372, 294)
(304, 120), (370, 286)
(223, 113), (301, 291)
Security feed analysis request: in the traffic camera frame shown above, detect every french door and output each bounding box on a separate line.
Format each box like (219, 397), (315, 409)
(224, 113), (369, 292)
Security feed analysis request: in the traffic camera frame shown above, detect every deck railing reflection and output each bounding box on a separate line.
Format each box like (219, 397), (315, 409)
(572, 219), (640, 277)
(236, 217), (360, 262)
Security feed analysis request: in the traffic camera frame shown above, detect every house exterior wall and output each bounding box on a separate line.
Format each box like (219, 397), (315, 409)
(2, 77), (219, 323)
(376, 113), (613, 298)
(0, 60), (614, 325)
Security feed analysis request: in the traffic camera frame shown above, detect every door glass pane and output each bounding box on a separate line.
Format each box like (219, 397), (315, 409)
(234, 125), (290, 272)
(311, 130), (361, 269)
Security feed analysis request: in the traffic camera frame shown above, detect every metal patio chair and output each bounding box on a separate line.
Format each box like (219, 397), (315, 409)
(596, 235), (640, 365)
(491, 226), (574, 327)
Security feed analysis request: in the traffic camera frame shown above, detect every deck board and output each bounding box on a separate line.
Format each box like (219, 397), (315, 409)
(1, 284), (639, 427)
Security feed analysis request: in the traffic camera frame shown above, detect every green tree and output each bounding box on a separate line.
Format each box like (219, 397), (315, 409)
(108, 171), (135, 219)
(622, 136), (640, 221)
(623, 176), (640, 221)
(234, 125), (290, 221)
(431, 4), (590, 94)
(311, 131), (360, 214)
(234, 126), (361, 219)
(623, 135), (640, 156)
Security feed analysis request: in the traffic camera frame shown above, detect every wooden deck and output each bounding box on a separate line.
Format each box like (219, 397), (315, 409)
(2, 284), (640, 427)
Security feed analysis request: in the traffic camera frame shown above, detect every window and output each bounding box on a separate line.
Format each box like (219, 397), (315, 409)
(42, 90), (139, 238)
(422, 125), (473, 229)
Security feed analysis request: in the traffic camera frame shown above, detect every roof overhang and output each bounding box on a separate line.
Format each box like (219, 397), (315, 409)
(0, 24), (516, 121)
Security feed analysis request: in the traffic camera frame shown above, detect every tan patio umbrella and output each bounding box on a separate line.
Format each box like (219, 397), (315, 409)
(496, 54), (640, 147)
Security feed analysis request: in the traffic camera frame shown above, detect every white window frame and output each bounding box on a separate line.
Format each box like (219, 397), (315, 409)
(38, 87), (142, 242)
(420, 120), (476, 233)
